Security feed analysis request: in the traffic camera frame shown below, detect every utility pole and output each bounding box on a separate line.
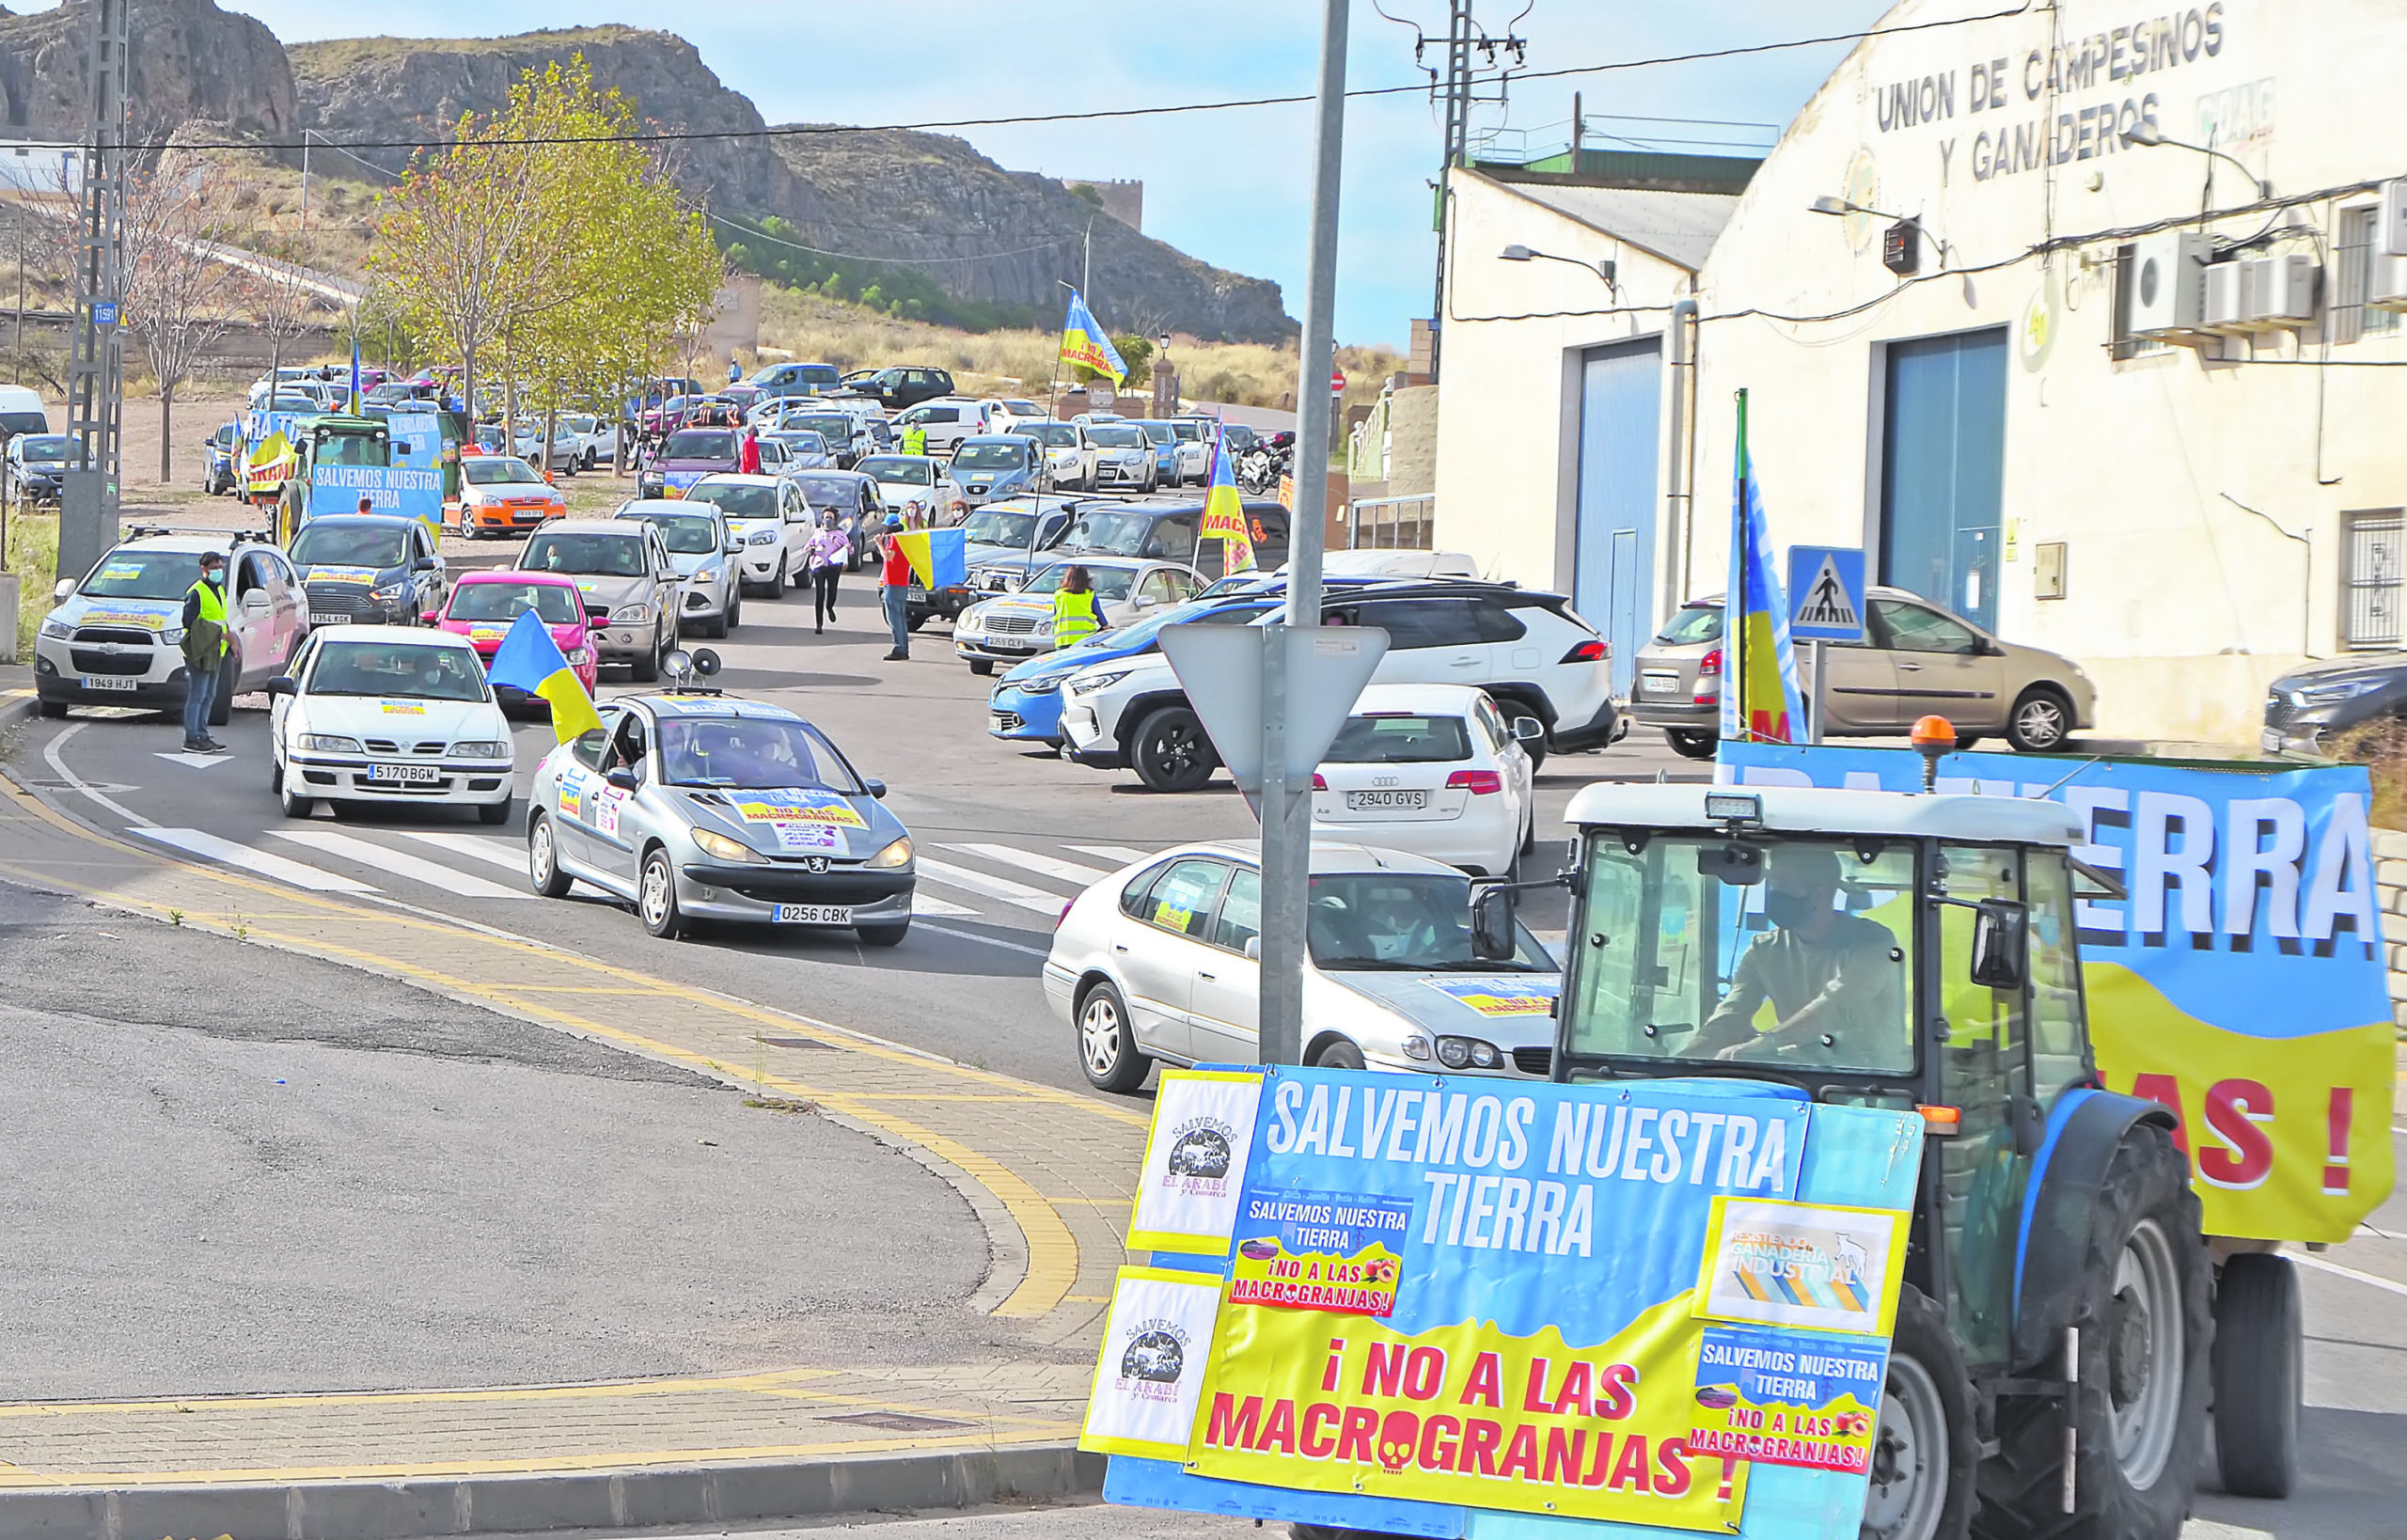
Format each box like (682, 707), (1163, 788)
(1399, 0), (1524, 385)
(60, 0), (127, 586)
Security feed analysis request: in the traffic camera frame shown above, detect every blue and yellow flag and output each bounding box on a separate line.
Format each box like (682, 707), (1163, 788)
(1200, 437), (1254, 574)
(1721, 390), (1807, 744)
(348, 338), (363, 415)
(893, 525), (968, 590)
(487, 608), (602, 744)
(1060, 291), (1127, 384)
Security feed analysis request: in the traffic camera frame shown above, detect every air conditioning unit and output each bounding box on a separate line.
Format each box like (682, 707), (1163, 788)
(2243, 254), (2319, 331)
(2370, 252), (2407, 313)
(2129, 230), (2212, 338)
(2201, 260), (2253, 335)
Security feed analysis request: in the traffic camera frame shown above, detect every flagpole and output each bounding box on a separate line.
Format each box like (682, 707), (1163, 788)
(1726, 388), (1748, 746)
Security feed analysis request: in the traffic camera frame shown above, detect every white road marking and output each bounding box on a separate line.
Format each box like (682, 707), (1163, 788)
(44, 722), (152, 827)
(914, 857), (1067, 915)
(2290, 1249), (2407, 1300)
(912, 893), (981, 918)
(941, 841), (1112, 887)
(155, 750), (230, 768)
(267, 828), (531, 901)
(912, 920), (1052, 959)
(1067, 844), (1152, 866)
(134, 826), (378, 893)
(385, 829), (527, 872)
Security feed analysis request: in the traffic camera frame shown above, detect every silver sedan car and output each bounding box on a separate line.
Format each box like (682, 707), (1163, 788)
(614, 500), (746, 638)
(526, 684), (917, 943)
(1628, 586), (2097, 758)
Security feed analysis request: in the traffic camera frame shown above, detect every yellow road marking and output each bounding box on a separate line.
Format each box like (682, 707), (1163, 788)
(0, 1368), (835, 1420)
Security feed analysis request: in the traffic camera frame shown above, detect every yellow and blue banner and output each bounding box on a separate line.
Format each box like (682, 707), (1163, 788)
(1717, 743), (2397, 1243)
(893, 526), (968, 590)
(486, 608), (601, 743)
(1201, 438), (1255, 574)
(348, 338), (363, 415)
(1062, 291), (1128, 384)
(1722, 391), (1807, 745)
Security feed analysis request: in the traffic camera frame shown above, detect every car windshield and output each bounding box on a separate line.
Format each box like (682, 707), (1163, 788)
(685, 482), (779, 519)
(1136, 422), (1174, 444)
(524, 532), (648, 576)
(291, 526), (409, 570)
(448, 582), (583, 624)
(1563, 834), (1916, 1075)
(1171, 421), (1204, 440)
(624, 512), (720, 554)
(1325, 714), (1472, 763)
(1018, 422), (1077, 447)
(313, 432), (384, 467)
(81, 547), (203, 600)
(861, 457), (933, 486)
(778, 431), (828, 452)
(954, 444), (1026, 470)
(664, 430), (735, 460)
(794, 475), (856, 507)
(1657, 605), (1724, 646)
(792, 416), (853, 439)
(1086, 425), (1144, 448)
(963, 509), (1046, 547)
(1306, 872), (1553, 973)
(20, 434), (68, 462)
(1026, 563), (1139, 600)
(657, 715), (862, 793)
(1060, 510), (1155, 555)
(307, 639), (489, 701)
(464, 458), (542, 485)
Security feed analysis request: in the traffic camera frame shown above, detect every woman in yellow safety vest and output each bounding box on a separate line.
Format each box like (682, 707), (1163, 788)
(1051, 564), (1103, 649)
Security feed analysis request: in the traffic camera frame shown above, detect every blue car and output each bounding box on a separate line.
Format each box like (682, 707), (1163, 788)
(987, 590), (1281, 747)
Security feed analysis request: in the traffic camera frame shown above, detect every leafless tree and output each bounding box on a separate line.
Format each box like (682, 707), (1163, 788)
(116, 154), (257, 479)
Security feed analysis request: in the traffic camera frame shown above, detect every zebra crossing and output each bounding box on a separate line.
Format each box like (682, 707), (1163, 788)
(127, 822), (1164, 934)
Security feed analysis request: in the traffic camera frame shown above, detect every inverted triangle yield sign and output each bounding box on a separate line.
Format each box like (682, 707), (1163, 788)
(1158, 622), (1391, 794)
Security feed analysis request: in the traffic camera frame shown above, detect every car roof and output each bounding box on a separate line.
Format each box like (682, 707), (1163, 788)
(618, 501), (716, 518)
(110, 531), (270, 555)
(1565, 783), (2084, 847)
(1141, 839), (1468, 878)
(295, 513), (419, 530)
(537, 518), (647, 536)
(689, 473), (785, 488)
(455, 567), (577, 586)
(958, 433), (1035, 445)
(621, 693), (807, 722)
(1350, 683), (1493, 714)
(309, 623), (477, 649)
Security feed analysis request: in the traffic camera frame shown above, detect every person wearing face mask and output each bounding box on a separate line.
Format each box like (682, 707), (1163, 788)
(805, 510), (849, 634)
(1692, 844), (1904, 1062)
(179, 550), (232, 753)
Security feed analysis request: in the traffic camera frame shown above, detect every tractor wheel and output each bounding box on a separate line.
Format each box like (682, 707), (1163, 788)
(1974, 1122), (2209, 1540)
(1862, 1284), (1976, 1540)
(2210, 1252), (2301, 1498)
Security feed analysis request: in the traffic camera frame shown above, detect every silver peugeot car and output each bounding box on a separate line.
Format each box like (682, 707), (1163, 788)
(525, 669), (917, 943)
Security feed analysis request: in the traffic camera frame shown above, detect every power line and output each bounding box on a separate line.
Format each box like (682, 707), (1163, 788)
(707, 212), (1071, 265)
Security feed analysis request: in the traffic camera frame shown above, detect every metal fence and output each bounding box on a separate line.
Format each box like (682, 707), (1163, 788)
(1347, 494), (1434, 551)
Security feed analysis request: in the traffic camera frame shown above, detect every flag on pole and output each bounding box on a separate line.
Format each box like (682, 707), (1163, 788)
(1721, 390), (1807, 745)
(347, 338), (363, 415)
(486, 609), (602, 744)
(892, 525), (968, 590)
(1059, 291), (1127, 384)
(1200, 436), (1255, 574)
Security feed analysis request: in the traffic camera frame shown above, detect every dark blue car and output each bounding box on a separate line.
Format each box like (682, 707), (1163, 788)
(985, 587), (1292, 747)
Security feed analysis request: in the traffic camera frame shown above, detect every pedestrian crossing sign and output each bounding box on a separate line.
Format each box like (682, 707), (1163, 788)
(1786, 544), (1867, 643)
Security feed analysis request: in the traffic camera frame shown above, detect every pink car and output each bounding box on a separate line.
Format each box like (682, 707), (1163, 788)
(431, 570), (599, 707)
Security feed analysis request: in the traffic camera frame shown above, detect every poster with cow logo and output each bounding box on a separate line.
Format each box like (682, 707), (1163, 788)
(1081, 1266), (1225, 1461)
(1127, 1069), (1263, 1255)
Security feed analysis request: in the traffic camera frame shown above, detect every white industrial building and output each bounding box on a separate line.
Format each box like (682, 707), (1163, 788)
(1432, 0), (2407, 745)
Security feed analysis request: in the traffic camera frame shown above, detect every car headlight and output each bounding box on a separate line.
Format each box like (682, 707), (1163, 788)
(611, 604), (652, 622)
(2297, 678), (2384, 705)
(565, 648), (590, 665)
(39, 616), (71, 639)
(693, 564), (721, 584)
(1435, 1035), (1501, 1070)
(448, 740), (507, 759)
(297, 734), (361, 753)
(747, 527), (778, 545)
(1402, 1034), (1432, 1061)
(370, 581), (409, 601)
(1067, 670), (1131, 695)
(161, 625), (185, 644)
(692, 828), (762, 863)
(1015, 672), (1072, 695)
(866, 835), (914, 869)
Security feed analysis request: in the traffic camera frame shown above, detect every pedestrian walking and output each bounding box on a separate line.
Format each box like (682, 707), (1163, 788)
(181, 551), (231, 753)
(738, 425), (763, 476)
(1051, 563), (1103, 650)
(877, 514), (913, 661)
(807, 510), (849, 634)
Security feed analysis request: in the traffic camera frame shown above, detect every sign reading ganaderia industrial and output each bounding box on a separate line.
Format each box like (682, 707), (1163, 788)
(1719, 744), (2395, 1242)
(1079, 1067), (1925, 1533)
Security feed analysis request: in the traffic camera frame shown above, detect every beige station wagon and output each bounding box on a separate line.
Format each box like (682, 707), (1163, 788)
(1629, 587), (2097, 758)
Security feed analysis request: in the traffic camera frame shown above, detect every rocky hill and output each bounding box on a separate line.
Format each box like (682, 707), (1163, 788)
(0, 0), (293, 144)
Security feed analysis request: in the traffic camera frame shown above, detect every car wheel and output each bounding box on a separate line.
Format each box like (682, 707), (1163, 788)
(1077, 979), (1149, 1092)
(2006, 688), (2072, 753)
(638, 846), (685, 938)
(479, 794), (513, 827)
(857, 919), (910, 947)
(1665, 729), (1718, 760)
(276, 763), (312, 819)
(630, 633), (660, 684)
(968, 658), (994, 677)
(38, 698), (66, 719)
(209, 650), (239, 726)
(1312, 1037), (1366, 1071)
(702, 605), (728, 639)
(726, 590), (741, 632)
(1130, 706), (1218, 793)
(1501, 705), (1548, 770)
(527, 811), (574, 898)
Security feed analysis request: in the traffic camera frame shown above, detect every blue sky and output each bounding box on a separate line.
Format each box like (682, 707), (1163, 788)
(67, 0), (1892, 345)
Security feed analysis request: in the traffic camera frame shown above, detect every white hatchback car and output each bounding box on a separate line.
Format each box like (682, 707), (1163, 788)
(682, 474), (815, 595)
(1045, 840), (1561, 1092)
(266, 626), (516, 823)
(1312, 684), (1540, 877)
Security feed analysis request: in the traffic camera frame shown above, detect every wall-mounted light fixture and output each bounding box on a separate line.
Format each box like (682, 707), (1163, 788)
(1499, 244), (1618, 291)
(2118, 120), (2270, 198)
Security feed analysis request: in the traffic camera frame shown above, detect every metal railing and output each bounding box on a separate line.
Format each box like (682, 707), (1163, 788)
(1348, 494), (1434, 551)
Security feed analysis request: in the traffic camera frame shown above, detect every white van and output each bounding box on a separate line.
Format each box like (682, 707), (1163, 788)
(0, 385), (49, 439)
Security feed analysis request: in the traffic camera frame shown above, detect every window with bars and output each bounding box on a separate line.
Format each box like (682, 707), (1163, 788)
(2344, 510), (2404, 650)
(2109, 244), (2172, 360)
(2334, 205), (2400, 345)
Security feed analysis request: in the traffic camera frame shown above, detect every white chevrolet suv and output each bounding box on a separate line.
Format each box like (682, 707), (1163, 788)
(1058, 581), (1625, 792)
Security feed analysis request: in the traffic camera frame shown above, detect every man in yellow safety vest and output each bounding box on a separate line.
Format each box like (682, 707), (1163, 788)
(180, 550), (231, 753)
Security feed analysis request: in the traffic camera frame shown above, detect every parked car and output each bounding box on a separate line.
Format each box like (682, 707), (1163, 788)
(765, 429), (836, 470)
(948, 434), (1046, 510)
(1055, 496), (1293, 583)
(987, 589), (1277, 750)
(682, 474), (817, 595)
(1309, 684), (1540, 878)
(856, 453), (952, 522)
(840, 365), (957, 413)
(515, 519), (684, 682)
(1011, 419), (1090, 489)
(616, 500), (746, 638)
(431, 570), (598, 709)
(895, 397), (1013, 454)
(525, 690), (917, 944)
(1045, 840), (1561, 1092)
(764, 408), (872, 466)
(639, 425), (744, 499)
(952, 557), (1203, 675)
(511, 418), (586, 475)
(1628, 587), (2097, 758)
(202, 422), (241, 495)
(559, 412), (616, 469)
(1081, 421), (1158, 492)
(265, 627), (515, 824)
(35, 529), (308, 723)
(1128, 420), (1184, 487)
(1164, 417), (1212, 485)
(743, 360), (842, 401)
(453, 455), (567, 539)
(6, 431), (71, 505)
(288, 513), (447, 628)
(780, 470), (886, 569)
(2262, 653), (2407, 756)
(1059, 580), (1621, 791)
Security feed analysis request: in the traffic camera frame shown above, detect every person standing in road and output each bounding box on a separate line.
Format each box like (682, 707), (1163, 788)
(180, 551), (230, 753)
(901, 421), (928, 458)
(738, 425), (763, 476)
(728, 353), (743, 385)
(807, 510), (849, 634)
(1051, 564), (1102, 650)
(878, 514), (913, 661)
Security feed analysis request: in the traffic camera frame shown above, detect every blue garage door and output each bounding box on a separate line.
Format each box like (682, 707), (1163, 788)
(1574, 339), (1662, 695)
(1880, 328), (2008, 630)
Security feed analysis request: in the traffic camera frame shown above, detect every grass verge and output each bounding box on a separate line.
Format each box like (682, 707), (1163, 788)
(7, 508), (56, 662)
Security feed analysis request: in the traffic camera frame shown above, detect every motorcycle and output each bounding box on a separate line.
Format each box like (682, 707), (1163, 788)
(1235, 431), (1294, 495)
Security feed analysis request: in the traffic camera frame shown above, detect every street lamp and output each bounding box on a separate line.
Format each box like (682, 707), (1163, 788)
(1809, 195), (1910, 221)
(2117, 118), (2270, 197)
(1811, 196), (1935, 276)
(1499, 244), (1617, 291)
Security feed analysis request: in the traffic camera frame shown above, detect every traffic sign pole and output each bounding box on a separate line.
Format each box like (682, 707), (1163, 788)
(1785, 543), (1865, 746)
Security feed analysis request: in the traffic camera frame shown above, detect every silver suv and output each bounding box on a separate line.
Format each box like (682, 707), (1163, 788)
(35, 529), (307, 724)
(516, 519), (684, 682)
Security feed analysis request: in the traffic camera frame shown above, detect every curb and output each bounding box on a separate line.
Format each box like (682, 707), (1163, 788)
(0, 1446), (1106, 1540)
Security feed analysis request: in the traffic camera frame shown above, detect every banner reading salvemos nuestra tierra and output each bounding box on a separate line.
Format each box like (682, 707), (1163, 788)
(1719, 744), (2395, 1241)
